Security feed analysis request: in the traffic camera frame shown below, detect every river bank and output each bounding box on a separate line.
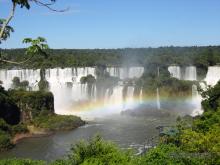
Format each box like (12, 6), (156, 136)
(0, 113), (86, 153)
(12, 121), (86, 145)
(0, 114), (176, 161)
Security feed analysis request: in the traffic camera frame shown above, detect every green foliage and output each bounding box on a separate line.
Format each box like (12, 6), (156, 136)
(0, 131), (13, 151)
(193, 109), (220, 132)
(2, 46), (219, 71)
(50, 135), (220, 165)
(12, 77), (20, 88)
(23, 37), (49, 58)
(67, 135), (133, 165)
(180, 126), (220, 154)
(0, 158), (46, 165)
(12, 0), (30, 9)
(11, 123), (28, 135)
(154, 81), (220, 164)
(80, 75), (96, 85)
(201, 81), (220, 111)
(0, 19), (14, 43)
(0, 134), (219, 164)
(139, 144), (182, 165)
(38, 68), (49, 91)
(9, 90), (54, 121)
(0, 119), (11, 132)
(0, 86), (20, 125)
(12, 77), (29, 90)
(32, 113), (85, 131)
(38, 80), (49, 91)
(12, 0), (57, 10)
(159, 127), (180, 146)
(140, 144), (216, 165)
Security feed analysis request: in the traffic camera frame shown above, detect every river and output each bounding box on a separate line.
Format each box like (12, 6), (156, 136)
(0, 115), (175, 162)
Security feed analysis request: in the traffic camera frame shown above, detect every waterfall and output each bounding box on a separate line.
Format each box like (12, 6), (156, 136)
(139, 88), (143, 104)
(125, 86), (135, 109)
(107, 67), (144, 79)
(205, 66), (220, 86)
(0, 69), (41, 90)
(156, 88), (161, 110)
(168, 65), (197, 81)
(167, 65), (202, 116)
(184, 66), (197, 81)
(191, 85), (203, 116)
(105, 86), (124, 111)
(0, 67), (144, 117)
(168, 66), (181, 79)
(190, 66), (220, 116)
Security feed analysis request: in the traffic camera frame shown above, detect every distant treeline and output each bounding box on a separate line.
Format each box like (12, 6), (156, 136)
(1, 46), (220, 69)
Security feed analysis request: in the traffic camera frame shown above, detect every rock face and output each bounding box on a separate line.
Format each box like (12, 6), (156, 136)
(0, 87), (20, 125)
(9, 90), (54, 123)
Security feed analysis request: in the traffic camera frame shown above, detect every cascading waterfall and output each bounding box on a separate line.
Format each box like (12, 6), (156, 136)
(107, 67), (144, 80)
(3, 65), (220, 117)
(0, 69), (41, 90)
(205, 66), (220, 86)
(125, 86), (135, 109)
(139, 88), (143, 104)
(184, 66), (197, 81)
(167, 65), (220, 115)
(168, 65), (203, 115)
(0, 67), (144, 118)
(45, 68), (96, 114)
(168, 65), (197, 81)
(191, 85), (203, 116)
(156, 88), (161, 110)
(168, 65), (181, 79)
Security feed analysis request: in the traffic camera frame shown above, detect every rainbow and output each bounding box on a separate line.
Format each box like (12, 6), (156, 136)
(55, 95), (197, 119)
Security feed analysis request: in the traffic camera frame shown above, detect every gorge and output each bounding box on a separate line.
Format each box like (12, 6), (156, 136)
(1, 65), (219, 119)
(0, 65), (220, 161)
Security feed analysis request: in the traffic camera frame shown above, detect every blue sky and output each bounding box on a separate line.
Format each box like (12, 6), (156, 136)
(1, 0), (220, 48)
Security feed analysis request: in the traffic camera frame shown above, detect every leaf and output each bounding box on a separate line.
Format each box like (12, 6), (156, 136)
(22, 38), (32, 43)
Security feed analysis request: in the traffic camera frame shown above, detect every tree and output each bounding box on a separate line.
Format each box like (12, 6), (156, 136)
(0, 19), (14, 43)
(0, 37), (49, 64)
(0, 0), (67, 64)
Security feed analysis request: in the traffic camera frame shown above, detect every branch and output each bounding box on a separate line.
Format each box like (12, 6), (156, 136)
(0, 2), (16, 42)
(32, 0), (69, 12)
(0, 55), (34, 65)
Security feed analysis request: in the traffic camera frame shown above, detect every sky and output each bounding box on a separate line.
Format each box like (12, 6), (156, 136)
(1, 0), (220, 49)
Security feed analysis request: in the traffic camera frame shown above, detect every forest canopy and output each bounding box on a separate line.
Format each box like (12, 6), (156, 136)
(1, 46), (220, 69)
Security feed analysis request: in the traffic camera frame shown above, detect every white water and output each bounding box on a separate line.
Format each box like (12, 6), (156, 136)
(168, 65), (220, 116)
(0, 67), (144, 119)
(184, 66), (197, 81)
(191, 85), (203, 116)
(107, 67), (144, 80)
(168, 65), (181, 79)
(205, 66), (220, 86)
(139, 88), (143, 104)
(168, 65), (202, 115)
(2, 65), (220, 118)
(156, 88), (161, 110)
(168, 65), (197, 81)
(168, 65), (220, 86)
(168, 65), (201, 115)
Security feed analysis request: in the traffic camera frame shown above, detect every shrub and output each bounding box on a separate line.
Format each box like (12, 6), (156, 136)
(0, 158), (45, 165)
(32, 113), (85, 131)
(0, 119), (11, 132)
(11, 124), (28, 135)
(67, 135), (133, 165)
(0, 131), (12, 151)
